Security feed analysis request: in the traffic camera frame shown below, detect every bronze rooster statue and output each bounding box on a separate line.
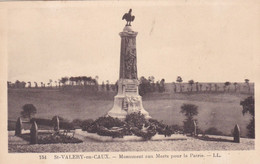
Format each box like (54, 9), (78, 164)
(122, 9), (135, 26)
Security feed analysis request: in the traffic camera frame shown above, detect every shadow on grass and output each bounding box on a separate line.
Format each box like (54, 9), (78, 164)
(18, 132), (52, 142)
(195, 135), (234, 143)
(18, 132), (83, 144)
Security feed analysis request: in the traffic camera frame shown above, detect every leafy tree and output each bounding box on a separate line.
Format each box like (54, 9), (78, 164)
(101, 81), (105, 91)
(176, 76), (183, 92)
(58, 80), (61, 88)
(214, 84), (218, 92)
(148, 76), (155, 92)
(76, 76), (82, 85)
(15, 80), (25, 88)
(208, 83), (212, 92)
(233, 82), (238, 92)
(172, 82), (177, 93)
(82, 76), (87, 86)
(106, 80), (110, 91)
(49, 79), (53, 87)
(21, 104), (37, 120)
(34, 82), (38, 88)
(240, 96), (255, 138)
(27, 81), (31, 88)
(60, 77), (69, 86)
(7, 81), (11, 88)
(244, 79), (250, 93)
(180, 103), (199, 135)
(148, 76), (155, 83)
(69, 77), (75, 85)
(188, 80), (194, 92)
(95, 76), (99, 83)
(159, 78), (165, 92)
(156, 81), (160, 92)
(139, 76), (151, 96)
(15, 80), (20, 88)
(195, 82), (199, 92)
(21, 81), (26, 88)
(224, 81), (231, 92)
(199, 84), (203, 92)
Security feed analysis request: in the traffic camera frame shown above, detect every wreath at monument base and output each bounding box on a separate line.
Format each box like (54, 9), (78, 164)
(83, 112), (178, 140)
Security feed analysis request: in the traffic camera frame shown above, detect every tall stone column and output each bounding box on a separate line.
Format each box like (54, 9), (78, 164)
(108, 26), (150, 119)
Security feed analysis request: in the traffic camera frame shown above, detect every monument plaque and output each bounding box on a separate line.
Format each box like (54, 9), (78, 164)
(107, 9), (150, 119)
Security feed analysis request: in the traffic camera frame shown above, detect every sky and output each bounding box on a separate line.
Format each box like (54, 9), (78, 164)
(5, 1), (260, 84)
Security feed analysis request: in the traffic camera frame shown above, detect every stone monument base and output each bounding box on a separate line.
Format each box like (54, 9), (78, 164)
(108, 95), (150, 119)
(107, 79), (151, 119)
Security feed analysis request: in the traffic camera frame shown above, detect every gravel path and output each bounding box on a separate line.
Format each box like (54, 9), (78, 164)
(8, 132), (254, 153)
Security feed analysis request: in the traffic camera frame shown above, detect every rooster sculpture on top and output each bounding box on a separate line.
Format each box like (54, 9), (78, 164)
(122, 9), (135, 26)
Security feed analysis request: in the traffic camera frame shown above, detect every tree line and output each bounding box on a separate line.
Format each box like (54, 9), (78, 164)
(7, 76), (252, 94)
(172, 76), (252, 93)
(7, 76), (99, 89)
(138, 76), (166, 96)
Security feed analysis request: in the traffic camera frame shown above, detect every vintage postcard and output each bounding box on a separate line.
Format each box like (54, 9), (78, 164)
(0, 0), (259, 163)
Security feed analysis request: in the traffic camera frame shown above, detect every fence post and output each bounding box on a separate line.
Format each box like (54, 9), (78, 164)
(15, 117), (22, 136)
(193, 120), (197, 136)
(30, 121), (38, 144)
(54, 116), (60, 132)
(233, 124), (240, 143)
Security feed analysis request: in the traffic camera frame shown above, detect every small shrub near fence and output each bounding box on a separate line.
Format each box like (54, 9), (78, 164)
(80, 119), (94, 131)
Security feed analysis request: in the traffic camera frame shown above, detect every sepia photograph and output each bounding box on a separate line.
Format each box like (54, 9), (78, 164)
(1, 0), (259, 163)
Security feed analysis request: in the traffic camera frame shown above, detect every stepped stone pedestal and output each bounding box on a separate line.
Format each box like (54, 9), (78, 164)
(107, 26), (150, 119)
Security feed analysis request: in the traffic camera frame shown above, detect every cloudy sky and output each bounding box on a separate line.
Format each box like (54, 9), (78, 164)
(5, 1), (260, 84)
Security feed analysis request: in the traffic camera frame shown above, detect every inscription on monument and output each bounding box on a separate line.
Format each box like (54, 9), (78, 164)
(125, 84), (137, 93)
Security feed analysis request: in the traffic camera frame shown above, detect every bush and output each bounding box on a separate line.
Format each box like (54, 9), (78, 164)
(94, 116), (125, 129)
(183, 119), (196, 134)
(81, 119), (94, 131)
(83, 113), (180, 140)
(125, 112), (147, 129)
(21, 104), (37, 119)
(148, 119), (173, 135)
(205, 127), (223, 136)
(247, 118), (255, 138)
(180, 103), (199, 135)
(240, 96), (255, 138)
(71, 119), (83, 128)
(131, 127), (157, 140)
(85, 116), (125, 133)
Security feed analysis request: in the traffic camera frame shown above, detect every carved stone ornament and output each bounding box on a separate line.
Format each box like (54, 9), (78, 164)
(124, 37), (137, 79)
(123, 96), (141, 112)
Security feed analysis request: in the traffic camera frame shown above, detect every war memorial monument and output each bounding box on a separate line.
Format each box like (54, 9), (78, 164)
(7, 7), (254, 154)
(108, 9), (150, 119)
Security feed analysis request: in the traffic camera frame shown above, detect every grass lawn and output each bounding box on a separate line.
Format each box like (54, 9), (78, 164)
(8, 88), (253, 137)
